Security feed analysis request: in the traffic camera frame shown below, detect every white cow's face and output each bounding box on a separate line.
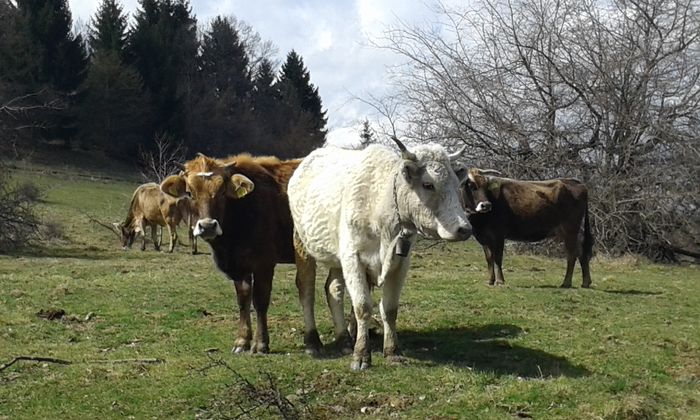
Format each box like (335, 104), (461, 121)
(397, 144), (471, 241)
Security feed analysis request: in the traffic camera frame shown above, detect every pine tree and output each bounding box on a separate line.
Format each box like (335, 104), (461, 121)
(78, 51), (150, 157)
(249, 58), (282, 153)
(274, 50), (327, 156)
(199, 16), (251, 97)
(17, 0), (88, 91)
(88, 0), (128, 55)
(358, 119), (375, 148)
(277, 50), (327, 131)
(190, 15), (255, 155)
(126, 0), (198, 144)
(15, 0), (87, 147)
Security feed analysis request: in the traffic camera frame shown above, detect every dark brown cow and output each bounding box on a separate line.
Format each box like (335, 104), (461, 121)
(160, 153), (301, 353)
(115, 183), (196, 253)
(463, 168), (593, 288)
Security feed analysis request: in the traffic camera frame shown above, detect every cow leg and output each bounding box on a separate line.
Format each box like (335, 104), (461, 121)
(152, 224), (160, 251)
(343, 256), (372, 371)
(380, 261), (409, 363)
(251, 266), (273, 354)
(493, 239), (506, 285)
(232, 276), (253, 353)
(325, 268), (352, 354)
(139, 221), (147, 251)
(561, 235), (579, 288)
(295, 252), (322, 356)
(167, 224), (177, 253)
(482, 244), (496, 285)
(580, 253), (592, 288)
(189, 224), (197, 255)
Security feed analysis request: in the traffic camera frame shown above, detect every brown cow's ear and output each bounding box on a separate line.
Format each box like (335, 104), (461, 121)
(161, 175), (187, 197)
(454, 167), (468, 183)
(228, 174), (254, 199)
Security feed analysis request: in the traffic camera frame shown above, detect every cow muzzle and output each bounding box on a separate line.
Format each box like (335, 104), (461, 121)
(193, 218), (223, 240)
(437, 221), (472, 241)
(475, 201), (492, 213)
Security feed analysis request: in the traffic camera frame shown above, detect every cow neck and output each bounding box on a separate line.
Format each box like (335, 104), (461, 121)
(392, 171), (416, 234)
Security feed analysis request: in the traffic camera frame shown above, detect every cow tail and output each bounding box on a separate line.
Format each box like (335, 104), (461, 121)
(582, 206), (594, 261)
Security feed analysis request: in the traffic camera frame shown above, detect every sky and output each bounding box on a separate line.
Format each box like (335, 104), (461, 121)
(67, 0), (448, 147)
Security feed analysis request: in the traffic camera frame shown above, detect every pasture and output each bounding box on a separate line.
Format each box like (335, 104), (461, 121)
(1, 163), (699, 419)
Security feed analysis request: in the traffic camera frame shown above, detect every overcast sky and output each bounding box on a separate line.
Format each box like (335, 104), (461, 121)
(68, 0), (450, 146)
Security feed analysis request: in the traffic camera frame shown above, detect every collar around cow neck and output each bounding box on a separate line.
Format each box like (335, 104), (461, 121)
(392, 172), (416, 233)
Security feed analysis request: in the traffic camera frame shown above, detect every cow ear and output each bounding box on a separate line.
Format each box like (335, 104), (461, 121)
(402, 161), (425, 182)
(228, 174), (254, 198)
(161, 174), (187, 197)
(454, 167), (468, 183)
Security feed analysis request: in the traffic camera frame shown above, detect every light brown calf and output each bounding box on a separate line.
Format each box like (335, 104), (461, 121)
(115, 183), (196, 253)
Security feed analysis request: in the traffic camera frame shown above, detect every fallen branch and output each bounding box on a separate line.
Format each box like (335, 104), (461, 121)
(87, 358), (165, 365)
(81, 211), (120, 238)
(0, 356), (72, 372)
(0, 356), (165, 372)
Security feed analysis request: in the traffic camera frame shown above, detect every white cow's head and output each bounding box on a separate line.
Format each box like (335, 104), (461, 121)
(392, 137), (472, 241)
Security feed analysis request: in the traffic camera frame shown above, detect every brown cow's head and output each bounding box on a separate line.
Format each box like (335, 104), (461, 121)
(463, 168), (501, 214)
(160, 154), (254, 241)
(113, 222), (137, 249)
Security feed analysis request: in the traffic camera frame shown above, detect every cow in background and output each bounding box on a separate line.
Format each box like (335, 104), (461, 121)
(160, 153), (300, 354)
(289, 138), (471, 370)
(115, 183), (195, 253)
(463, 168), (593, 288)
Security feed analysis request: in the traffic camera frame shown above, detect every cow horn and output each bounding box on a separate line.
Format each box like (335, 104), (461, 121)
(448, 145), (467, 162)
(479, 169), (502, 176)
(196, 152), (207, 158)
(174, 162), (186, 171)
(391, 136), (417, 161)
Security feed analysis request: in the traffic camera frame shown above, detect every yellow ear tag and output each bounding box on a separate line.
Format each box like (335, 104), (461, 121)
(235, 187), (248, 198)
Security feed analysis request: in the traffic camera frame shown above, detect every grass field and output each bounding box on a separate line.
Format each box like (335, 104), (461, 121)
(1, 163), (699, 419)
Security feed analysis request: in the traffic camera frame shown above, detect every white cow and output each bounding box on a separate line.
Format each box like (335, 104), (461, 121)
(288, 138), (472, 370)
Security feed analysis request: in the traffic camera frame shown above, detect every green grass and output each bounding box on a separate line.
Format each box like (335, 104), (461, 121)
(1, 165), (699, 419)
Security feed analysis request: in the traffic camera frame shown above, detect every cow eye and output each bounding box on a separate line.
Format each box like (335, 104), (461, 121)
(468, 182), (478, 191)
(422, 182), (435, 191)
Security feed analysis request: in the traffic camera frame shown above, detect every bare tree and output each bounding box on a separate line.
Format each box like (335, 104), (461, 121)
(374, 0), (700, 260)
(138, 133), (187, 183)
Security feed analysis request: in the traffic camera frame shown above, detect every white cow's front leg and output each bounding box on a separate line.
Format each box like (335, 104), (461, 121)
(380, 257), (409, 362)
(342, 255), (372, 371)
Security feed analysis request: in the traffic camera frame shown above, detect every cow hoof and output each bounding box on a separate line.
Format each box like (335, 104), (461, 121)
(251, 343), (269, 354)
(560, 283), (572, 289)
(305, 347), (321, 358)
(385, 355), (409, 365)
(304, 330), (323, 357)
(350, 354), (371, 371)
(334, 332), (354, 355)
(582, 283), (592, 289)
(232, 343), (250, 354)
(350, 359), (371, 371)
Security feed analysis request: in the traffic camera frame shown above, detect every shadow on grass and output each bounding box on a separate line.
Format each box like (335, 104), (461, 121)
(517, 285), (662, 296)
(597, 289), (662, 296)
(6, 246), (117, 260)
(397, 324), (590, 378)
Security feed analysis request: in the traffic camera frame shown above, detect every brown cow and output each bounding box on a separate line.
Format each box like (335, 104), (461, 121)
(463, 168), (593, 288)
(115, 183), (196, 253)
(160, 153), (300, 353)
